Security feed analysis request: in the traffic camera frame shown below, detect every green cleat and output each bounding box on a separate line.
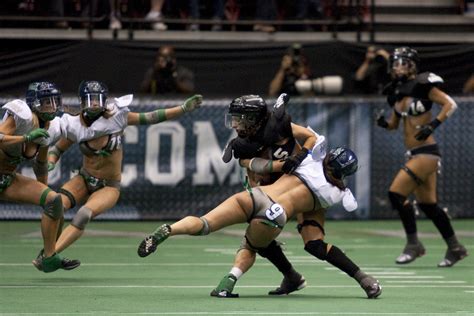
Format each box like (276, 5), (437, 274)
(137, 224), (171, 257)
(32, 249), (81, 272)
(210, 274), (239, 298)
(42, 253), (63, 273)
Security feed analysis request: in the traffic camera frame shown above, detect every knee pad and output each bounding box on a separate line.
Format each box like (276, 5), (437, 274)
(71, 206), (92, 230)
(304, 239), (328, 261)
(296, 220), (325, 235)
(388, 191), (407, 210)
(43, 194), (63, 220)
(58, 188), (76, 209)
(257, 240), (281, 258)
(192, 217), (210, 236)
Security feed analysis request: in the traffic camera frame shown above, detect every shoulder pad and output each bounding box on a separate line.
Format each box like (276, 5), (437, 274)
(342, 189), (358, 212)
(272, 93), (289, 120)
(309, 129), (327, 162)
(416, 72), (443, 85)
(2, 99), (32, 120)
(114, 94), (133, 108)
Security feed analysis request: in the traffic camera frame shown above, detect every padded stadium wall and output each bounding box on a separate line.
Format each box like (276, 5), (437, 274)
(0, 96), (472, 220)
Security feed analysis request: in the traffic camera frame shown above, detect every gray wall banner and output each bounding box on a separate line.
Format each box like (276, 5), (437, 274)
(0, 97), (473, 220)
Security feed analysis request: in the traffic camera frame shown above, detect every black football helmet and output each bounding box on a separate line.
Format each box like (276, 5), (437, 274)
(389, 47), (420, 81)
(225, 95), (268, 137)
(78, 80), (108, 118)
(327, 147), (358, 179)
(25, 82), (62, 121)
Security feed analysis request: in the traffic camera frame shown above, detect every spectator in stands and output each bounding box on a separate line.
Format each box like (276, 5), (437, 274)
(462, 74), (474, 94)
(140, 45), (195, 94)
(254, 0), (278, 32)
(211, 0), (226, 31)
(353, 46), (390, 95)
(377, 47), (468, 267)
(268, 43), (312, 96)
(145, 0), (167, 31)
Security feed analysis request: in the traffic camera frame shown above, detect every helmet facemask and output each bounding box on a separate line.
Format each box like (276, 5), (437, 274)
(26, 82), (62, 122)
(225, 112), (263, 138)
(81, 93), (106, 119)
(226, 95), (267, 138)
(34, 95), (61, 121)
(389, 47), (419, 82)
(390, 57), (417, 82)
(78, 81), (108, 122)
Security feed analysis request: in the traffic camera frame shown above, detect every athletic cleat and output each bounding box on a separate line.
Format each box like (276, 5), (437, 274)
(32, 249), (81, 271)
(32, 249), (45, 271)
(438, 245), (468, 267)
(210, 289), (239, 298)
(396, 242), (425, 264)
(268, 271), (307, 295)
(42, 253), (63, 273)
(358, 274), (382, 299)
(60, 257), (81, 270)
(137, 224), (171, 257)
(210, 274), (239, 298)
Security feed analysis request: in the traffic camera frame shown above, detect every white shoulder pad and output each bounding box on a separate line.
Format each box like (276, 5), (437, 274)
(2, 100), (32, 120)
(342, 189), (358, 212)
(114, 94), (133, 108)
(307, 127), (327, 161)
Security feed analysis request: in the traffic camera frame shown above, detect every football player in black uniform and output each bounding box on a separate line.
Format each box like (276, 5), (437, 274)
(377, 47), (468, 267)
(211, 94), (381, 298)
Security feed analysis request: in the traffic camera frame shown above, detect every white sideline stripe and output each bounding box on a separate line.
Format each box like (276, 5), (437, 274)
(0, 313), (471, 315)
(465, 290), (474, 293)
(387, 281), (466, 283)
(371, 276), (444, 279)
(1, 285), (474, 289)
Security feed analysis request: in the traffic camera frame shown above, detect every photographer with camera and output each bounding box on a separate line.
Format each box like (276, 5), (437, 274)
(268, 44), (313, 97)
(140, 45), (195, 95)
(353, 46), (391, 95)
(269, 44), (343, 97)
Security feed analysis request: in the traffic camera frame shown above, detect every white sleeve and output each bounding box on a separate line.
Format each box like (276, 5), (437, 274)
(111, 107), (130, 130)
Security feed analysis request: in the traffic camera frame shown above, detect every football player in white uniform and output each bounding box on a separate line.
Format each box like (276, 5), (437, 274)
(0, 82), (79, 273)
(32, 80), (202, 270)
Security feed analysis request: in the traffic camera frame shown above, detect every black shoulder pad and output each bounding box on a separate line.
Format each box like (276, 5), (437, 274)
(272, 93), (290, 120)
(416, 72), (444, 85)
(262, 113), (293, 146)
(413, 72), (443, 99)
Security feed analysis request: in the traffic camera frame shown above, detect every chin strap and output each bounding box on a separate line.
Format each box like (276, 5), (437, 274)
(81, 111), (103, 126)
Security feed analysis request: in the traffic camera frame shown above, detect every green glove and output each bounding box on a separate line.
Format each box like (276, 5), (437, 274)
(23, 128), (49, 142)
(181, 94), (203, 113)
(47, 162), (56, 172)
(95, 149), (111, 157)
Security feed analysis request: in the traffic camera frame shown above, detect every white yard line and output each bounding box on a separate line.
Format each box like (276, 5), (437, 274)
(1, 285), (473, 289)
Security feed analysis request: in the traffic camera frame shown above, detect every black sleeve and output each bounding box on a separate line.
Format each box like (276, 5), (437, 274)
(222, 137), (262, 163)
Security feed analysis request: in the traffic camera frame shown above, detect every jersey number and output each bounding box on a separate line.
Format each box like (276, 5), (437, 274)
(266, 203), (284, 220)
